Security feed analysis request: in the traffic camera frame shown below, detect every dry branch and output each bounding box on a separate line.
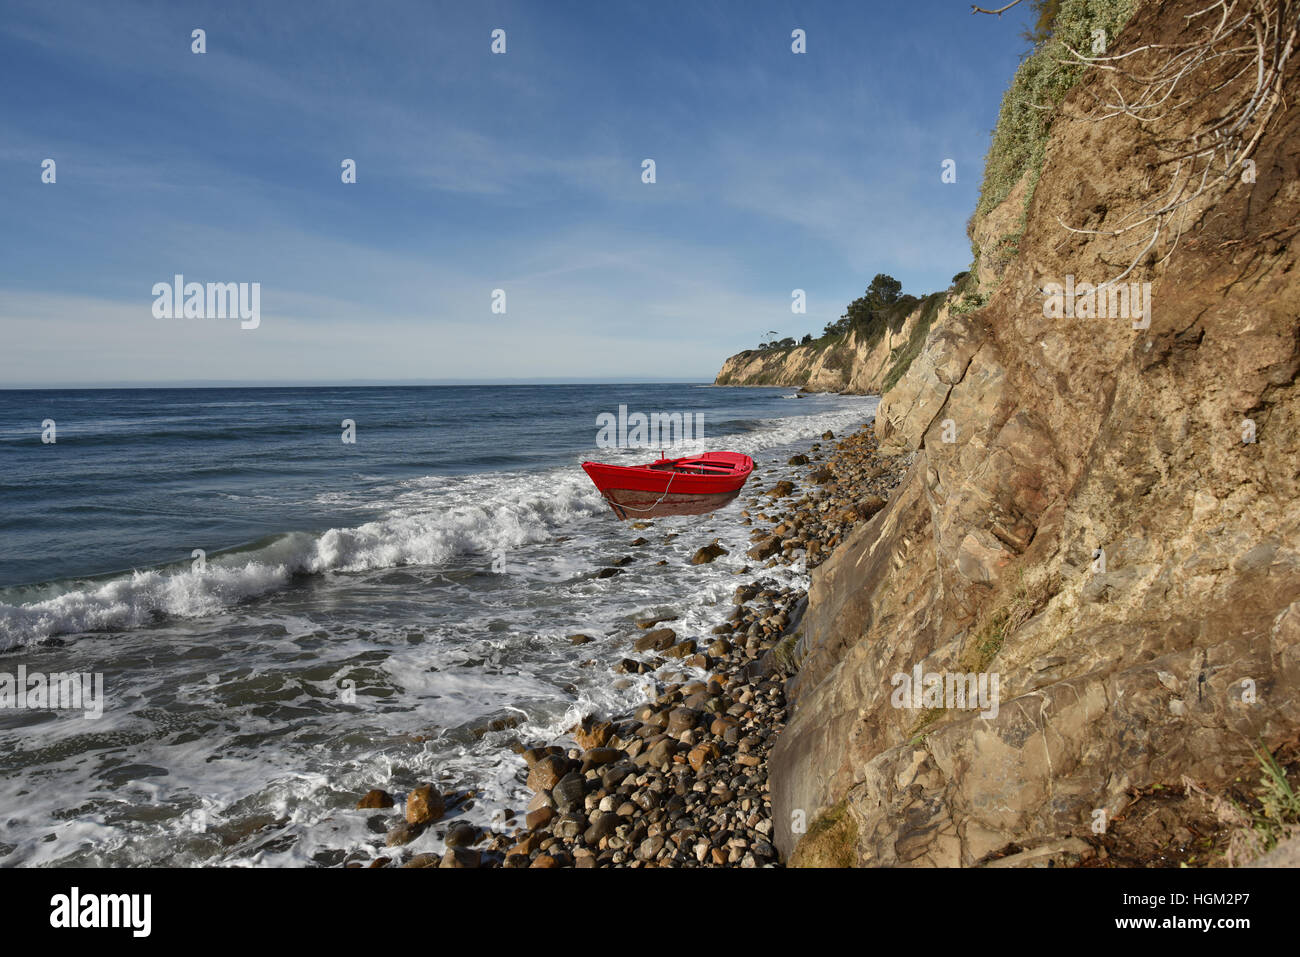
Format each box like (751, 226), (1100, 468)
(1056, 0), (1296, 289)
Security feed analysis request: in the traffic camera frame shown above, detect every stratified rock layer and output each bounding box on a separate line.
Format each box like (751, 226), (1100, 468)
(771, 0), (1300, 866)
(714, 295), (942, 394)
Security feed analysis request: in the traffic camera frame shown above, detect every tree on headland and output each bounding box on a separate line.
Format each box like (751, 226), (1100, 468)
(756, 273), (909, 347)
(865, 273), (903, 309)
(822, 317), (848, 337)
(827, 273), (905, 338)
(757, 335), (797, 350)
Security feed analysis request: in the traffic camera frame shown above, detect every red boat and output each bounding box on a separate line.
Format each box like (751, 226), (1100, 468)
(582, 451), (754, 519)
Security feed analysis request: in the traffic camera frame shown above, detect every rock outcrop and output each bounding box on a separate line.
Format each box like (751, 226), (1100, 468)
(714, 294), (944, 394)
(770, 0), (1300, 866)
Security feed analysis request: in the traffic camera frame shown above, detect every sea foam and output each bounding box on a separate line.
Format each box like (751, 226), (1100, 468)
(0, 399), (877, 649)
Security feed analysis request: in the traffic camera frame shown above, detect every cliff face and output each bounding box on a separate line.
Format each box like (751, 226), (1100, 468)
(771, 0), (1300, 866)
(714, 294), (944, 394)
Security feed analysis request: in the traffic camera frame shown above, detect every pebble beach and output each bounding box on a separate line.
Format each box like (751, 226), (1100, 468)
(349, 417), (911, 868)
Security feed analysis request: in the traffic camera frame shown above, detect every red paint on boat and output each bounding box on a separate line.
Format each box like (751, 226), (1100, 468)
(581, 451), (754, 519)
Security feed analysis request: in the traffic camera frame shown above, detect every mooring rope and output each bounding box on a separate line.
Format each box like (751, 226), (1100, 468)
(606, 466), (678, 513)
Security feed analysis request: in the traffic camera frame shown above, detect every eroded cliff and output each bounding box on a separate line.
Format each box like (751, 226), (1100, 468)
(714, 293), (945, 394)
(770, 0), (1300, 866)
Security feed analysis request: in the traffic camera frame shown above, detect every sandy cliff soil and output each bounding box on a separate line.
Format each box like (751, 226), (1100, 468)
(770, 0), (1300, 866)
(715, 294), (944, 395)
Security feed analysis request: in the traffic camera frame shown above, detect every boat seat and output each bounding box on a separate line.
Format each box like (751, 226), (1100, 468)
(646, 459), (745, 475)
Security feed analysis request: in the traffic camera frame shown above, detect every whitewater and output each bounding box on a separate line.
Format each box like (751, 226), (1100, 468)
(0, 384), (877, 866)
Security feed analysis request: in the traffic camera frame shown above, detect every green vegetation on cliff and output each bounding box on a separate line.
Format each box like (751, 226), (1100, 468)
(715, 278), (954, 392)
(721, 1), (1141, 395)
(789, 799), (857, 868)
(881, 291), (945, 393)
(974, 0), (1137, 225)
(751, 273), (912, 355)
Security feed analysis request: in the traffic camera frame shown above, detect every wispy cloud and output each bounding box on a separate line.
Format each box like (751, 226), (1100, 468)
(0, 0), (1036, 385)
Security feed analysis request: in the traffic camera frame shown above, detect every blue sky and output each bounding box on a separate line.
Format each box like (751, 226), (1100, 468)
(0, 0), (1036, 386)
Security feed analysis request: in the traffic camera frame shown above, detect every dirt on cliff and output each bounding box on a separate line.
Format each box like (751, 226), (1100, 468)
(770, 0), (1300, 868)
(714, 292), (946, 394)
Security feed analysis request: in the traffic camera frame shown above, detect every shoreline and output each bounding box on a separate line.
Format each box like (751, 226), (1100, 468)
(349, 415), (909, 868)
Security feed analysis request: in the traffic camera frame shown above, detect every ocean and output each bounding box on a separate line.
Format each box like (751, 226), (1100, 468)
(0, 383), (877, 866)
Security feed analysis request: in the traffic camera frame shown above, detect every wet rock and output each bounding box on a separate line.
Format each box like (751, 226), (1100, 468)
(636, 615), (678, 629)
(635, 738), (678, 770)
(440, 847), (481, 868)
(634, 628), (677, 652)
(666, 707), (701, 735)
(405, 785), (446, 826)
(356, 789), (394, 810)
(710, 715), (740, 736)
(526, 806), (555, 831)
(584, 812), (621, 845)
(522, 746), (563, 767)
(600, 761), (635, 789)
(508, 832), (545, 857)
(688, 742), (720, 772)
(691, 541), (728, 564)
(527, 754), (570, 792)
(553, 814), (587, 840)
(552, 771), (587, 812)
(637, 835), (665, 861)
(444, 821), (479, 847)
(635, 705), (668, 729)
(385, 821), (425, 847)
(580, 747), (623, 772)
(574, 719), (614, 750)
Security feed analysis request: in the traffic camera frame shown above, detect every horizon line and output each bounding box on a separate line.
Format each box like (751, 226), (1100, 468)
(0, 376), (719, 391)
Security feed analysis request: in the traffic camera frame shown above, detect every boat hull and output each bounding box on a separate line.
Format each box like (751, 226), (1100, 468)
(581, 451), (753, 519)
(595, 487), (743, 519)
